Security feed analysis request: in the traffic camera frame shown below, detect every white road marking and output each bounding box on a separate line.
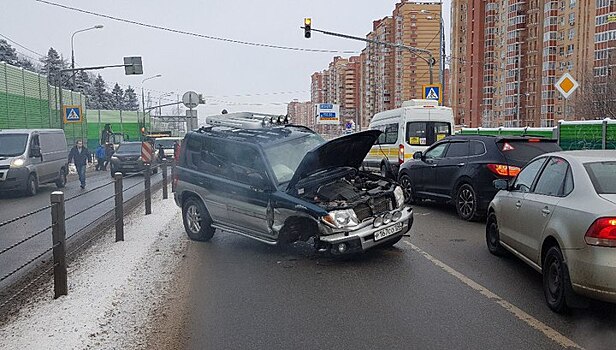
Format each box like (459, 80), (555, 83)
(405, 241), (583, 350)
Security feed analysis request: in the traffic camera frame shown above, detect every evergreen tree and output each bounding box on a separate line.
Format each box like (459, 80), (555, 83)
(111, 83), (124, 110)
(90, 74), (111, 109)
(17, 57), (36, 71)
(0, 39), (19, 65)
(123, 86), (140, 111)
(41, 47), (68, 87)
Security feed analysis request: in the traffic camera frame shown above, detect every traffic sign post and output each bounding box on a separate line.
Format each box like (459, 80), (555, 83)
(422, 84), (442, 105)
(555, 73), (579, 120)
(63, 105), (82, 124)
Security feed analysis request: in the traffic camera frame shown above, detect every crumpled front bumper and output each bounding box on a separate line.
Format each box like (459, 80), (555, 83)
(318, 206), (413, 254)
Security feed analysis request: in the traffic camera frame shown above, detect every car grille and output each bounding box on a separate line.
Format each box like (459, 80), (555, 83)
(353, 196), (393, 222)
(0, 165), (9, 170)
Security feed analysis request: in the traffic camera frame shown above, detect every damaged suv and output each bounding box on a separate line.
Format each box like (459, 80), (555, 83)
(173, 112), (413, 255)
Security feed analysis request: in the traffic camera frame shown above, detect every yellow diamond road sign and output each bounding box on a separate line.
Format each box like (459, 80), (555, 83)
(555, 73), (579, 99)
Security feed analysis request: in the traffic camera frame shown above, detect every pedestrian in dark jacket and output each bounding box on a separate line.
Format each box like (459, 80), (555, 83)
(95, 144), (105, 171)
(68, 139), (92, 189)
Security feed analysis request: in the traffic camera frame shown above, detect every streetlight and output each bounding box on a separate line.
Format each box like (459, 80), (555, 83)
(71, 25), (104, 89)
(141, 74), (162, 133)
(420, 9), (445, 105)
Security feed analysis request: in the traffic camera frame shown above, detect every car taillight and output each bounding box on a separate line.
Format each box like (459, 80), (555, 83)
(487, 164), (521, 177)
(398, 144), (405, 165)
(585, 218), (616, 247)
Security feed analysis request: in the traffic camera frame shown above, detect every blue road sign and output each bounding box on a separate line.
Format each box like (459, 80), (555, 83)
(64, 105), (82, 123)
(422, 84), (442, 105)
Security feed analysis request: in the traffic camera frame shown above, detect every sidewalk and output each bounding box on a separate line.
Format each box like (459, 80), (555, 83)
(0, 191), (187, 350)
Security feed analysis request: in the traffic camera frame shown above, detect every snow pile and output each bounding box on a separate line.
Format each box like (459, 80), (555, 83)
(0, 192), (187, 350)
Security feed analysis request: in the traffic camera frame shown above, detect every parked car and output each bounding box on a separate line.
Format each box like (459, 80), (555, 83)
(398, 135), (561, 220)
(0, 129), (68, 196)
(109, 141), (158, 177)
(487, 151), (616, 312)
(174, 112), (413, 255)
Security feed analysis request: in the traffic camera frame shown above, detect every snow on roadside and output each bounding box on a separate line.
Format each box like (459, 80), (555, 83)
(0, 192), (187, 350)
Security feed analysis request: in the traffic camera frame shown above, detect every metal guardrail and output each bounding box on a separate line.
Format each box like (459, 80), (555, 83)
(0, 162), (171, 310)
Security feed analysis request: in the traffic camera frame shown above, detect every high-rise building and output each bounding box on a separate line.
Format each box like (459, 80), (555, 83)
(287, 100), (314, 127)
(452, 0), (611, 128)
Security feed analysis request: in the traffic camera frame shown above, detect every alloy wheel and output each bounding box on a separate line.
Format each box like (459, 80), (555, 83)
(458, 186), (475, 219)
(186, 204), (202, 234)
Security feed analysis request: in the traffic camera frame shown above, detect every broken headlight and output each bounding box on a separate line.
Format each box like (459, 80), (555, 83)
(394, 186), (405, 208)
(321, 209), (360, 229)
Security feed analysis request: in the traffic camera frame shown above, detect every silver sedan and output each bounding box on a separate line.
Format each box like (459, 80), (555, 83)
(486, 150), (616, 313)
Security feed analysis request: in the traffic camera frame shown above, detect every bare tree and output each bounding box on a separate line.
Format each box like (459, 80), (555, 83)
(573, 61), (616, 120)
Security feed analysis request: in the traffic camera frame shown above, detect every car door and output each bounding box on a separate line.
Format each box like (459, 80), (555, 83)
(224, 145), (274, 239)
(515, 157), (570, 263)
(435, 140), (469, 198)
(497, 157), (547, 250)
(414, 142), (448, 197)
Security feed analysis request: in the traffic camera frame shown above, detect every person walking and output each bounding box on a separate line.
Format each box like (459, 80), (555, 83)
(68, 139), (92, 189)
(95, 144), (105, 171)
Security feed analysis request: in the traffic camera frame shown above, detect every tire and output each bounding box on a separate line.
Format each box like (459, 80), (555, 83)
(455, 183), (479, 221)
(182, 197), (215, 241)
(55, 169), (67, 188)
(399, 173), (421, 204)
(542, 246), (571, 313)
(25, 173), (38, 196)
(486, 213), (507, 256)
(380, 164), (390, 179)
(378, 234), (404, 248)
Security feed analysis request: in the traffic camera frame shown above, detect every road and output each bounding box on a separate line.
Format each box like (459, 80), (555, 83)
(165, 201), (616, 350)
(0, 168), (163, 288)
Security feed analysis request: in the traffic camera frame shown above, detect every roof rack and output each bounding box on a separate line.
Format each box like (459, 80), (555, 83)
(205, 112), (290, 129)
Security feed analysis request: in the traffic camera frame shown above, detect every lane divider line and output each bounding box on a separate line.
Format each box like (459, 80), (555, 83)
(404, 241), (583, 350)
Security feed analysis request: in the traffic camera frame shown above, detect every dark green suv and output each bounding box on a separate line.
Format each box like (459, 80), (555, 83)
(173, 113), (413, 255)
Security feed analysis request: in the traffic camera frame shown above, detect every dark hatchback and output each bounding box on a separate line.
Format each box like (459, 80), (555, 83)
(398, 135), (561, 221)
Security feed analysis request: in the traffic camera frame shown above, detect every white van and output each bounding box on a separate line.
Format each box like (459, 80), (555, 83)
(364, 100), (455, 178)
(0, 129), (68, 196)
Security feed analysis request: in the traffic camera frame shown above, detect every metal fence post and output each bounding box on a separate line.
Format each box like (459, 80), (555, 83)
(50, 191), (67, 298)
(602, 119), (608, 150)
(114, 172), (124, 241)
(145, 164), (152, 215)
(162, 162), (168, 199)
(171, 164), (176, 193)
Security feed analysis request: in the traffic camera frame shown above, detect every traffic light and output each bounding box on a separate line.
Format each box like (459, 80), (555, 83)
(304, 18), (311, 38)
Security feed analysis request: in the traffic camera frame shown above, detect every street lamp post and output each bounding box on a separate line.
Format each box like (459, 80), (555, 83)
(70, 25), (104, 89)
(141, 74), (162, 134)
(420, 9), (445, 105)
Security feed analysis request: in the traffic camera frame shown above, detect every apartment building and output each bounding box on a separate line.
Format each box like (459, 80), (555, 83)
(287, 100), (314, 128)
(453, 0), (610, 127)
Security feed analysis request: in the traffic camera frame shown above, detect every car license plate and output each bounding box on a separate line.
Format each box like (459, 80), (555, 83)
(374, 222), (403, 241)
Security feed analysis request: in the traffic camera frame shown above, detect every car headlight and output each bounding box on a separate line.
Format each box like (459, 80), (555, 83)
(321, 209), (360, 229)
(394, 186), (405, 208)
(10, 157), (25, 168)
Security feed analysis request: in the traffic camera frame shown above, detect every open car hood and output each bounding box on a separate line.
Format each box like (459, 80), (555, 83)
(287, 130), (381, 190)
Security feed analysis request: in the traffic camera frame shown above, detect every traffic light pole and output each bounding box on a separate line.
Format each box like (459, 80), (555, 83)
(304, 27), (435, 84)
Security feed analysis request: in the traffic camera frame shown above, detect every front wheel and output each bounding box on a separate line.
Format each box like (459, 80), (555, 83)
(399, 173), (421, 204)
(543, 246), (571, 313)
(486, 213), (507, 256)
(456, 183), (479, 221)
(25, 174), (38, 196)
(182, 197), (215, 241)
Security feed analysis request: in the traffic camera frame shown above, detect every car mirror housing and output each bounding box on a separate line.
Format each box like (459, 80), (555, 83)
(493, 179), (510, 191)
(413, 151), (423, 160)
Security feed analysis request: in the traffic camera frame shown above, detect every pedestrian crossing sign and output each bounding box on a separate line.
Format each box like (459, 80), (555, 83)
(63, 105), (82, 124)
(422, 84), (442, 105)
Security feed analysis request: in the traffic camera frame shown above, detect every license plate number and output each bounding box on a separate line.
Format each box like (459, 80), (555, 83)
(374, 222), (403, 241)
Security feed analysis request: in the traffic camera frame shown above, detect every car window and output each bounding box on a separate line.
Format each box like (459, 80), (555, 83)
(584, 161), (616, 194)
(534, 157), (570, 197)
(563, 167), (574, 196)
(377, 123), (398, 145)
(513, 157), (546, 192)
(424, 143), (448, 160)
(407, 122), (427, 146)
(445, 141), (469, 158)
(470, 141), (486, 156)
(227, 145), (268, 185)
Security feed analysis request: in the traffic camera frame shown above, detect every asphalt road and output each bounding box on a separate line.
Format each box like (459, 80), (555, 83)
(169, 201), (616, 350)
(0, 168), (163, 288)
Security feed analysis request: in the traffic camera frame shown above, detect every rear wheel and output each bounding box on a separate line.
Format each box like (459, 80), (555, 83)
(486, 213), (507, 256)
(25, 174), (38, 196)
(543, 246), (571, 313)
(380, 164), (390, 178)
(456, 183), (479, 221)
(182, 197), (215, 241)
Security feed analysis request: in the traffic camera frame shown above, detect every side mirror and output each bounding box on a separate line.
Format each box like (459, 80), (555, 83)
(493, 179), (510, 191)
(413, 151), (423, 160)
(248, 173), (270, 189)
(30, 146), (41, 158)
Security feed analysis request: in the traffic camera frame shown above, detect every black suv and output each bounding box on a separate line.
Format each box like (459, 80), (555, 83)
(398, 135), (561, 221)
(173, 113), (413, 255)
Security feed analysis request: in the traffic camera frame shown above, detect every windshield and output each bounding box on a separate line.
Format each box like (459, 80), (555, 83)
(116, 143), (142, 154)
(0, 134), (28, 157)
(263, 134), (324, 184)
(585, 161), (616, 194)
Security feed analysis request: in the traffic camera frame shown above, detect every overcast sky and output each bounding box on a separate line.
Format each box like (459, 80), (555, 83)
(2, 0), (450, 117)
